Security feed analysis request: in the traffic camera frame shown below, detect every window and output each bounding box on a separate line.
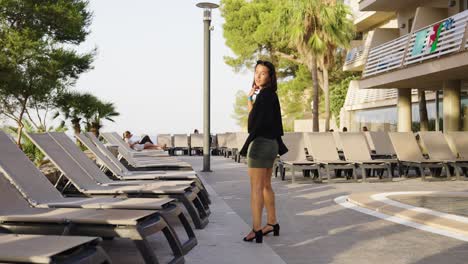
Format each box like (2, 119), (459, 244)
(355, 32), (363, 40)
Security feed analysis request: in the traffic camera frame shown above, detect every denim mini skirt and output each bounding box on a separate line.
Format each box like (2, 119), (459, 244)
(247, 137), (279, 168)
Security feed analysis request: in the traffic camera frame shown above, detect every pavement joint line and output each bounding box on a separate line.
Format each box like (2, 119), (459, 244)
(334, 195), (468, 242)
(372, 192), (468, 224)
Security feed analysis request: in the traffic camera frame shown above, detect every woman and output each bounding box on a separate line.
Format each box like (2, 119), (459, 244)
(123, 131), (166, 151)
(239, 60), (288, 243)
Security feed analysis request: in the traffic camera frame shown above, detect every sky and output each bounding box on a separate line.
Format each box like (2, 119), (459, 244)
(75, 0), (252, 136)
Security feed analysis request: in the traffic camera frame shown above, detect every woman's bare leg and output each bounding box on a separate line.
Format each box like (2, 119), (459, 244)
(245, 168), (266, 239)
(262, 168), (277, 233)
(143, 143), (163, 150)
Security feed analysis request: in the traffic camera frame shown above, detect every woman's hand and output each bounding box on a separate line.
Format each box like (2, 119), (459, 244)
(247, 84), (258, 112)
(248, 84), (259, 97)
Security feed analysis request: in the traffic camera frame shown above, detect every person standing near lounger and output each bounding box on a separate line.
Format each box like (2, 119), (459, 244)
(239, 60), (288, 243)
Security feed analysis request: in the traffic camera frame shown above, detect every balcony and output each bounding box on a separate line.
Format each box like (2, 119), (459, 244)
(359, 0), (414, 12)
(360, 10), (468, 89)
(344, 29), (399, 72)
(354, 11), (395, 32)
(344, 40), (367, 71)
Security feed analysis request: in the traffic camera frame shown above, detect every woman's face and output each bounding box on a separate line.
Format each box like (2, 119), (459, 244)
(254, 64), (270, 88)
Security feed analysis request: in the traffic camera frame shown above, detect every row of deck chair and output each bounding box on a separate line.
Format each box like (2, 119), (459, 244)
(276, 132), (393, 183)
(218, 131), (468, 183)
(214, 132), (249, 162)
(150, 132), (250, 157)
(151, 133), (219, 156)
(400, 132), (468, 180)
(0, 130), (212, 263)
(275, 131), (468, 183)
(101, 132), (193, 168)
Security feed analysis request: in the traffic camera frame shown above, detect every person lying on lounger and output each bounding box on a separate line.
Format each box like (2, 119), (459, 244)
(123, 131), (166, 151)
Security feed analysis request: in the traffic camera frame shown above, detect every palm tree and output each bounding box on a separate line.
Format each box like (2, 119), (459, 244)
(53, 91), (99, 135)
(283, 0), (324, 131)
(279, 0), (354, 131)
(318, 3), (355, 130)
(85, 100), (119, 137)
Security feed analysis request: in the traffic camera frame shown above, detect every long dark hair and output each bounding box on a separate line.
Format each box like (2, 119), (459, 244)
(252, 60), (278, 92)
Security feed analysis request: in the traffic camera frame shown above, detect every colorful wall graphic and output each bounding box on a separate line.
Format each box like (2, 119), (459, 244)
(411, 18), (455, 56)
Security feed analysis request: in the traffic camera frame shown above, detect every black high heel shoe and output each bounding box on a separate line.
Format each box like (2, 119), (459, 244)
(263, 223), (280, 236)
(243, 229), (263, 243)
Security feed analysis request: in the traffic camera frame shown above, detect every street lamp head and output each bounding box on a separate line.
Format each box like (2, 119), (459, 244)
(196, 2), (219, 9)
(196, 2), (219, 21)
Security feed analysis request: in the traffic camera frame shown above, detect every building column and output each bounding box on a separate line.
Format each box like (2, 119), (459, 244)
(397, 88), (412, 132)
(463, 106), (468, 131)
(443, 80), (461, 132)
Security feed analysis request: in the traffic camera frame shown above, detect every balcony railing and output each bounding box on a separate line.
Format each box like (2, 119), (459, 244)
(363, 10), (468, 78)
(345, 43), (367, 66)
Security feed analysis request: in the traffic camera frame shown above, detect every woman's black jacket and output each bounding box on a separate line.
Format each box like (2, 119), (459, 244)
(239, 87), (288, 156)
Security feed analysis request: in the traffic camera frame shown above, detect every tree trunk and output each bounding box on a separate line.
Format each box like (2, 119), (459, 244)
(323, 66), (330, 131)
(72, 118), (81, 135)
(310, 58), (320, 132)
(418, 89), (429, 131)
(71, 118), (83, 147)
(90, 122), (100, 138)
(16, 100), (28, 148)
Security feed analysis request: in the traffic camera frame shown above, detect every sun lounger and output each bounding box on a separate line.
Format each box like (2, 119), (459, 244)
(0, 172), (185, 264)
(109, 132), (167, 156)
(25, 132), (210, 229)
(211, 134), (218, 153)
(304, 133), (357, 183)
(388, 132), (451, 181)
(53, 132), (211, 208)
(100, 132), (192, 169)
(41, 133), (196, 189)
(105, 132), (181, 163)
(79, 133), (210, 201)
(340, 132), (393, 182)
(76, 133), (197, 180)
(157, 134), (173, 147)
(189, 133), (203, 154)
(0, 132), (198, 254)
(189, 133), (204, 156)
(446, 131), (468, 159)
(418, 131), (468, 180)
(172, 134), (190, 156)
(447, 132), (468, 178)
(276, 132), (319, 183)
(104, 132), (168, 157)
(233, 132), (249, 163)
(85, 133), (192, 172)
(157, 133), (174, 155)
(216, 133), (228, 156)
(223, 133), (237, 158)
(332, 131), (344, 152)
(366, 131), (396, 158)
(0, 234), (110, 264)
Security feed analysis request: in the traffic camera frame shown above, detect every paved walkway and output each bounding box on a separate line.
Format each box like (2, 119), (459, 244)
(186, 156), (468, 264)
(101, 156), (468, 263)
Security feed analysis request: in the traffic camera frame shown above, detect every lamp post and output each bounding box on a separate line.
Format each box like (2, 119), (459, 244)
(196, 2), (218, 172)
